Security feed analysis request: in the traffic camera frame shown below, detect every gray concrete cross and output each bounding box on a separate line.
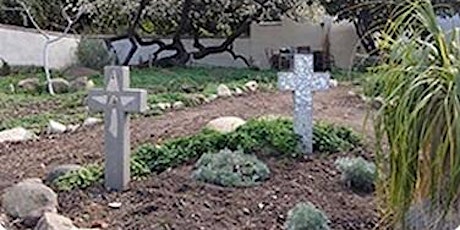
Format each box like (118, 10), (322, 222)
(278, 54), (330, 154)
(87, 66), (147, 191)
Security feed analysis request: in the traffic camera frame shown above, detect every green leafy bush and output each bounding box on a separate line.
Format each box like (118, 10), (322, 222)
(228, 119), (301, 157)
(335, 157), (376, 193)
(313, 122), (361, 153)
(352, 55), (380, 72)
(53, 164), (103, 191)
(132, 129), (227, 173)
(76, 38), (113, 70)
(192, 148), (270, 187)
(55, 119), (362, 191)
(0, 59), (11, 77)
(362, 74), (385, 98)
(285, 202), (330, 230)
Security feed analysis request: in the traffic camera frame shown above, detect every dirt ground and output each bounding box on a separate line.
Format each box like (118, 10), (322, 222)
(0, 85), (377, 229)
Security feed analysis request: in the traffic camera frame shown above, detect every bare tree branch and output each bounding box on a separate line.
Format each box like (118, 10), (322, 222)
(14, 0), (86, 95)
(49, 6), (85, 44)
(1, 6), (23, 11)
(16, 0), (49, 39)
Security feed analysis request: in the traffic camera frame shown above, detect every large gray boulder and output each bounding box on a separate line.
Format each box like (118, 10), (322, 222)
(0, 127), (37, 143)
(2, 179), (58, 219)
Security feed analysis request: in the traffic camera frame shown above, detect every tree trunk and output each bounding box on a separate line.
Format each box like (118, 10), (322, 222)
(43, 41), (55, 95)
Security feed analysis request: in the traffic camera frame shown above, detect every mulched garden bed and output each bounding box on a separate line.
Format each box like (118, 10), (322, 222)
(1, 86), (376, 229)
(59, 152), (377, 230)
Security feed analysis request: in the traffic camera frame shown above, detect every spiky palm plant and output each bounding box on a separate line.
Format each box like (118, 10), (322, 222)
(371, 0), (460, 228)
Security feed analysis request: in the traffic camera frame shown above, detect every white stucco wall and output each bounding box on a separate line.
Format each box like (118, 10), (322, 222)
(2, 16), (458, 71)
(0, 24), (79, 69)
(249, 18), (360, 69)
(0, 19), (360, 70)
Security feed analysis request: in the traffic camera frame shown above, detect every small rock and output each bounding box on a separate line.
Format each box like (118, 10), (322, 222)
(172, 101), (185, 110)
(0, 127), (37, 143)
(217, 84), (232, 98)
(258, 203), (265, 209)
(34, 212), (76, 230)
(244, 81), (258, 92)
(66, 124), (80, 133)
(83, 117), (102, 127)
(330, 79), (339, 87)
(206, 94), (218, 103)
(86, 80), (95, 90)
(47, 120), (67, 134)
(242, 208), (251, 215)
(154, 102), (171, 111)
(108, 202), (122, 209)
(234, 87), (244, 96)
(2, 180), (58, 218)
(206, 116), (246, 134)
(69, 76), (91, 92)
(17, 78), (40, 93)
(45, 164), (83, 184)
(184, 94), (207, 106)
(47, 78), (70, 94)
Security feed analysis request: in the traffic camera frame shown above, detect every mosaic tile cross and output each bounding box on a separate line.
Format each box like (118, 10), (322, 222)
(278, 54), (331, 154)
(87, 66), (147, 191)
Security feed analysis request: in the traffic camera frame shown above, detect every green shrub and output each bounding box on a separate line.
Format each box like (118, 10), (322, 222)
(192, 148), (270, 187)
(362, 74), (385, 98)
(352, 55), (380, 72)
(229, 119), (361, 157)
(0, 59), (11, 77)
(76, 38), (113, 70)
(55, 119), (363, 191)
(335, 157), (376, 193)
(313, 122), (361, 153)
(53, 164), (103, 191)
(228, 119), (301, 157)
(133, 129), (227, 173)
(285, 202), (330, 230)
